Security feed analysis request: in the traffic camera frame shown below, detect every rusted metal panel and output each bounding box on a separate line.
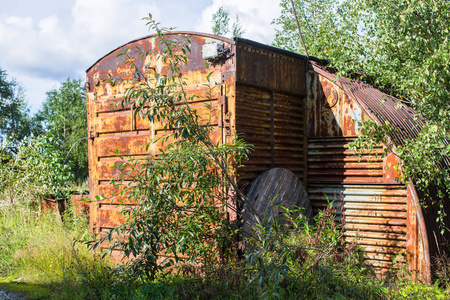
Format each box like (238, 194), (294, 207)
(305, 74), (423, 276)
(308, 64), (438, 281)
(408, 183), (430, 283)
(235, 84), (307, 189)
(87, 32), (236, 249)
(308, 181), (408, 274)
(41, 197), (66, 216)
(306, 64), (435, 280)
(273, 92), (307, 185)
(307, 134), (410, 276)
(235, 38), (306, 95)
(98, 205), (126, 229)
(235, 85), (272, 186)
(308, 138), (385, 184)
(232, 39), (309, 189)
(309, 62), (423, 144)
(307, 71), (367, 138)
(70, 193), (90, 219)
(383, 152), (402, 184)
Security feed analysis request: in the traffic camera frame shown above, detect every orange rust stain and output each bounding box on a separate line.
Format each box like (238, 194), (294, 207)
(383, 152), (401, 183)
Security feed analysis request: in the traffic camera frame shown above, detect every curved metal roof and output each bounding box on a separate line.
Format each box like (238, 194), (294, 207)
(310, 62), (424, 146)
(86, 31), (235, 72)
(310, 62), (450, 280)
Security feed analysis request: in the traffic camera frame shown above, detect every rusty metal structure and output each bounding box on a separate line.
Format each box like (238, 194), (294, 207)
(86, 32), (446, 282)
(307, 63), (430, 281)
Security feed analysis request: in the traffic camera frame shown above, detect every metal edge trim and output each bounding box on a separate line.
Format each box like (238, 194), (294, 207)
(408, 182), (431, 284)
(86, 32), (236, 73)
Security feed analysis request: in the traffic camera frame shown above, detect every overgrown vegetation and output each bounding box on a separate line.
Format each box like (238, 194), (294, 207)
(1, 134), (73, 206)
(273, 0), (450, 232)
(1, 198), (448, 299)
(0, 73), (88, 184)
(0, 205), (116, 300)
(1, 5), (450, 299)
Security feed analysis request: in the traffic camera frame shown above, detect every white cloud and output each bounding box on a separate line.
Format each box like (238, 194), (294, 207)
(5, 16), (33, 27)
(11, 72), (61, 114)
(195, 0), (282, 44)
(70, 0), (161, 65)
(0, 14), (76, 78)
(0, 0), (161, 112)
(0, 0), (161, 78)
(0, 0), (282, 113)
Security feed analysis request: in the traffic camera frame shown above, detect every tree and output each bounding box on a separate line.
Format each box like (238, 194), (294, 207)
(272, 0), (342, 58)
(273, 0), (450, 228)
(35, 78), (88, 181)
(212, 6), (245, 38)
(94, 15), (254, 281)
(212, 6), (230, 37)
(231, 15), (245, 38)
(0, 133), (74, 206)
(0, 68), (33, 145)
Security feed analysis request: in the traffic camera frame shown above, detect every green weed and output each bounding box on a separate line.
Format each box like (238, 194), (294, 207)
(0, 205), (114, 299)
(0, 202), (449, 300)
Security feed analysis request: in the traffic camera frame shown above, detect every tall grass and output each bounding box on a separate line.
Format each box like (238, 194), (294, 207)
(1, 203), (449, 299)
(0, 205), (115, 299)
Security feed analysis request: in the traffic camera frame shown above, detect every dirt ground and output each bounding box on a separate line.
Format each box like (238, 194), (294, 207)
(0, 289), (27, 300)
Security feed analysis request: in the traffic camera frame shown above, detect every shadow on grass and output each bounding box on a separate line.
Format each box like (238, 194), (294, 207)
(0, 278), (54, 300)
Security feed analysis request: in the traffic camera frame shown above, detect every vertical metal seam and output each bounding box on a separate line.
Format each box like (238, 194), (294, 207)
(270, 90), (275, 168)
(303, 95), (308, 189)
(131, 105), (135, 132)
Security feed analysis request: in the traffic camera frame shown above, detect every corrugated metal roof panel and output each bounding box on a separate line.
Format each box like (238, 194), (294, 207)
(310, 62), (424, 145)
(310, 62), (449, 280)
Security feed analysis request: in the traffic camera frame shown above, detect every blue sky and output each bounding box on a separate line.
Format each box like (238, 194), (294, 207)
(0, 0), (281, 113)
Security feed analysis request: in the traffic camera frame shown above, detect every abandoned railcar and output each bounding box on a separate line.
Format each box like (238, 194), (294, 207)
(86, 32), (308, 260)
(86, 32), (444, 282)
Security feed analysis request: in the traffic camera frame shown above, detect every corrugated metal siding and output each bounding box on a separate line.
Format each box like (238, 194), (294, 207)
(235, 84), (307, 189)
(310, 64), (433, 281)
(273, 92), (307, 183)
(306, 68), (414, 276)
(233, 39), (308, 189)
(308, 138), (408, 274)
(310, 63), (423, 144)
(308, 137), (384, 184)
(235, 85), (272, 186)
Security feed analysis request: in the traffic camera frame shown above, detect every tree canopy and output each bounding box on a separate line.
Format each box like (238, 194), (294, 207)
(0, 68), (33, 144)
(273, 0), (450, 113)
(35, 78), (88, 181)
(273, 0), (450, 227)
(212, 6), (246, 38)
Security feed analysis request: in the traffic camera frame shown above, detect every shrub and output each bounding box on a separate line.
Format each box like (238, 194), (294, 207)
(0, 133), (73, 207)
(91, 15), (252, 282)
